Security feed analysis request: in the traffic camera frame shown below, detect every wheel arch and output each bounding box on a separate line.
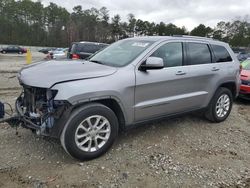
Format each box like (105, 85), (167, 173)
(217, 81), (237, 99)
(51, 97), (127, 139)
(204, 81), (237, 110)
(72, 98), (126, 131)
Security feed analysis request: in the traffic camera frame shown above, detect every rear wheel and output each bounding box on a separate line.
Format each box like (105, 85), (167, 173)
(205, 87), (233, 122)
(60, 103), (119, 161)
(2, 51), (6, 54)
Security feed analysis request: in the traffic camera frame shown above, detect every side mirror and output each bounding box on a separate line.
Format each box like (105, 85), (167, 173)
(140, 57), (164, 71)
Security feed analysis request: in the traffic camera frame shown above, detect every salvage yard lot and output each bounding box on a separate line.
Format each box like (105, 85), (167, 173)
(0, 53), (250, 188)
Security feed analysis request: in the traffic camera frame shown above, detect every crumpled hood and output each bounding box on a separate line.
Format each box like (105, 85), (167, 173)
(18, 60), (117, 88)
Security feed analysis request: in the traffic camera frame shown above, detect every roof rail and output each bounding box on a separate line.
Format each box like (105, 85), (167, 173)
(172, 35), (214, 40)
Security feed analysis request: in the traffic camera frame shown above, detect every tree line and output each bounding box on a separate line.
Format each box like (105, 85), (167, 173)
(0, 0), (250, 47)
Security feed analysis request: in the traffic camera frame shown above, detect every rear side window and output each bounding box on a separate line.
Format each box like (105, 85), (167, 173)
(81, 44), (96, 53)
(77, 44), (87, 53)
(76, 44), (103, 54)
(212, 45), (232, 62)
(187, 43), (212, 65)
(90, 45), (105, 53)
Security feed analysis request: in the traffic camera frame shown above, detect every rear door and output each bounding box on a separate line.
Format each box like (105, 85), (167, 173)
(210, 44), (234, 77)
(183, 41), (223, 108)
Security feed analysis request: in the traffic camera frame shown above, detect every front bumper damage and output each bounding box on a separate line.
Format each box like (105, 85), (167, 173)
(0, 85), (71, 138)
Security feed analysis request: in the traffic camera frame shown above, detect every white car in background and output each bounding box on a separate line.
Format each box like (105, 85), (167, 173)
(49, 48), (68, 59)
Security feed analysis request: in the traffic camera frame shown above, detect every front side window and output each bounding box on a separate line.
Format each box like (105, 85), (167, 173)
(187, 43), (212, 65)
(150, 42), (183, 67)
(89, 40), (153, 67)
(212, 45), (232, 62)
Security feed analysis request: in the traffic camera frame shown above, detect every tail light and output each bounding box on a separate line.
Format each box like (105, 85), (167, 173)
(72, 54), (80, 60)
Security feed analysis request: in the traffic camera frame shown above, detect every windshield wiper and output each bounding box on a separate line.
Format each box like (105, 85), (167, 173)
(89, 60), (104, 65)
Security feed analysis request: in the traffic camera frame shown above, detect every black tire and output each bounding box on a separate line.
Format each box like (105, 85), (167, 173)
(60, 103), (119, 161)
(2, 51), (6, 54)
(205, 87), (233, 123)
(18, 51), (23, 54)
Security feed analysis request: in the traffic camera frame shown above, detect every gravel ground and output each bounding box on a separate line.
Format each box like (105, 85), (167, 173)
(0, 53), (250, 188)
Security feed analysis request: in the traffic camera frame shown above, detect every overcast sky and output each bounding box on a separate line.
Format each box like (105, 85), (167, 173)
(40, 0), (250, 31)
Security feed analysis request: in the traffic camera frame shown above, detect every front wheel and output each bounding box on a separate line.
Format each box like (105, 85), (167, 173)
(60, 103), (119, 161)
(205, 87), (233, 123)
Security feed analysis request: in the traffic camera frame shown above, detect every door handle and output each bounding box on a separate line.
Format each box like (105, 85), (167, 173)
(211, 67), (220, 71)
(176, 71), (186, 75)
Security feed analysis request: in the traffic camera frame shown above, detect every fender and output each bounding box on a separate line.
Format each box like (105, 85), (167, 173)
(50, 95), (128, 138)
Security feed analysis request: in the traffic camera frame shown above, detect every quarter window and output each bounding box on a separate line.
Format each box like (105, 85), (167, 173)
(212, 45), (232, 62)
(150, 42), (183, 67)
(187, 43), (212, 65)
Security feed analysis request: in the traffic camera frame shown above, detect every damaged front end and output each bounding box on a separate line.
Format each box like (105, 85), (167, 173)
(1, 85), (70, 137)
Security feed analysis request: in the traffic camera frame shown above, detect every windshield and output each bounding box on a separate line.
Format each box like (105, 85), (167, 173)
(89, 39), (154, 67)
(241, 60), (250, 70)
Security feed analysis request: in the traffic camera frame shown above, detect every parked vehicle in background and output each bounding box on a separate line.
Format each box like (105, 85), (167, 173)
(7, 36), (240, 161)
(237, 52), (250, 62)
(0, 46), (27, 54)
(49, 48), (68, 59)
(38, 48), (56, 54)
(67, 41), (108, 60)
(239, 59), (250, 99)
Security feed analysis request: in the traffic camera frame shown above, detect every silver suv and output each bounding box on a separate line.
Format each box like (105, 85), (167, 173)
(15, 36), (240, 160)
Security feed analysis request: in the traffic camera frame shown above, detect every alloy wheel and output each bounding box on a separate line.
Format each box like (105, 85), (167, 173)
(215, 94), (230, 118)
(74, 115), (111, 152)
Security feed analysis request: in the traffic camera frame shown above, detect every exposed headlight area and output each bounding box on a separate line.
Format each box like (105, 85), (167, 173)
(16, 86), (68, 135)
